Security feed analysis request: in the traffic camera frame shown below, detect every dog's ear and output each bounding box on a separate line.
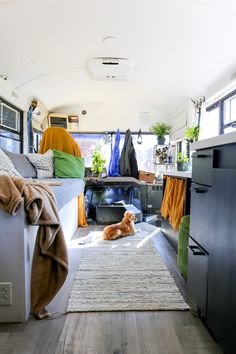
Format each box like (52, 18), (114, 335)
(128, 212), (135, 222)
(124, 211), (129, 220)
(124, 211), (131, 219)
(124, 211), (131, 221)
(124, 211), (135, 222)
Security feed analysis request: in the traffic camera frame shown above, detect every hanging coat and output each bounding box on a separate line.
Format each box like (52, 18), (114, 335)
(108, 130), (120, 176)
(119, 129), (139, 178)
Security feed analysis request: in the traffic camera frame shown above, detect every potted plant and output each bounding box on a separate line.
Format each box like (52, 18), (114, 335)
(176, 152), (191, 171)
(150, 122), (171, 145)
(91, 150), (106, 177)
(184, 125), (200, 143)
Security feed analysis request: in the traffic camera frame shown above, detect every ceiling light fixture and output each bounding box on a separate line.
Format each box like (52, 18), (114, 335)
(102, 36), (117, 45)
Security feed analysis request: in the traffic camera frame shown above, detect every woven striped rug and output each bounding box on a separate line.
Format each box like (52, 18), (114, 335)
(67, 225), (189, 312)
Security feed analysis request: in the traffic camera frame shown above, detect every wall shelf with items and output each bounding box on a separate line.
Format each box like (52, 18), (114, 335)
(153, 144), (176, 172)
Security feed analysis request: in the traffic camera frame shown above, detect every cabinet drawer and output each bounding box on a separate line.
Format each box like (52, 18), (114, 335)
(187, 237), (208, 317)
(191, 149), (213, 186)
(190, 183), (212, 251)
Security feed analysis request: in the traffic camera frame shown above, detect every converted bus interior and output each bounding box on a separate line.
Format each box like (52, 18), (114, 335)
(0, 0), (236, 353)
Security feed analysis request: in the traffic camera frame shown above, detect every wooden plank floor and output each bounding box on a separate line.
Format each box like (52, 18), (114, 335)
(0, 226), (222, 354)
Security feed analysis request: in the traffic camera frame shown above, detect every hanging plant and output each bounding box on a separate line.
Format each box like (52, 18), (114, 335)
(184, 126), (200, 142)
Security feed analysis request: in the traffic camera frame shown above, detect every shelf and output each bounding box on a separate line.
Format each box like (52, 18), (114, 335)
(154, 143), (176, 147)
(154, 163), (174, 165)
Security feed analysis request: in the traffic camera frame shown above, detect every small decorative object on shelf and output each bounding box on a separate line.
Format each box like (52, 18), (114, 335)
(155, 146), (169, 163)
(153, 144), (175, 164)
(153, 144), (175, 173)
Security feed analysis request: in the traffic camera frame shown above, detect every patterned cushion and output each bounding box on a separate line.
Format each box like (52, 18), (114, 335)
(27, 150), (54, 179)
(3, 150), (37, 178)
(0, 148), (22, 177)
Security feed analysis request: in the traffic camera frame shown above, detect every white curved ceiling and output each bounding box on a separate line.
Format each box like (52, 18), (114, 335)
(1, 0), (236, 114)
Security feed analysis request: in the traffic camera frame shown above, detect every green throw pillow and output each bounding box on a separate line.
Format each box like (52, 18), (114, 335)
(53, 150), (85, 178)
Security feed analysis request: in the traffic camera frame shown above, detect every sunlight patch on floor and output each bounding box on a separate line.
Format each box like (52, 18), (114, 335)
(68, 222), (160, 250)
(136, 230), (158, 248)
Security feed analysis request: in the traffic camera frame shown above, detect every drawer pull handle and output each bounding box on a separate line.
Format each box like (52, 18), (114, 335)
(188, 245), (205, 256)
(196, 155), (207, 158)
(190, 187), (207, 194)
(192, 154), (210, 158)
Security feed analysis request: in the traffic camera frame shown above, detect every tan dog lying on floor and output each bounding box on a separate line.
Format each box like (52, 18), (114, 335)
(103, 211), (136, 240)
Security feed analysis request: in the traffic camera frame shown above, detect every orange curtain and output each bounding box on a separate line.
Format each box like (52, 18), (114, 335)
(39, 127), (87, 227)
(161, 176), (186, 231)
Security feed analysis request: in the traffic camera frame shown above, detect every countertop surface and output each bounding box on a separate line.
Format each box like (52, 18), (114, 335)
(85, 176), (162, 185)
(162, 171), (192, 178)
(191, 131), (236, 150)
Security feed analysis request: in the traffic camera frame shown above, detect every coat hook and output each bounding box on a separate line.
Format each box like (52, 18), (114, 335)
(137, 129), (142, 144)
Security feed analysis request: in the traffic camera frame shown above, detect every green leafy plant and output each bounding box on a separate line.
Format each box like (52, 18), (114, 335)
(176, 152), (189, 163)
(91, 150), (106, 175)
(150, 122), (171, 138)
(176, 152), (191, 171)
(184, 125), (200, 142)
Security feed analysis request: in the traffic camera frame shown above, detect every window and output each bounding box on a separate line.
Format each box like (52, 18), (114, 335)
(1, 103), (20, 131)
(224, 93), (236, 124)
(118, 133), (157, 172)
(201, 89), (236, 139)
(72, 132), (157, 173)
(72, 133), (112, 171)
(200, 105), (220, 140)
(0, 98), (23, 153)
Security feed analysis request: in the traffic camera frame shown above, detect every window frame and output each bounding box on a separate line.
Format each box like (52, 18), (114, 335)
(205, 88), (236, 135)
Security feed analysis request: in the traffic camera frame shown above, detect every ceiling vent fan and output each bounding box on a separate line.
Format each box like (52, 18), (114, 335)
(87, 57), (134, 81)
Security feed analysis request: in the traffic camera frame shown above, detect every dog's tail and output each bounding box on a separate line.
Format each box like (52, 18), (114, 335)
(77, 231), (103, 245)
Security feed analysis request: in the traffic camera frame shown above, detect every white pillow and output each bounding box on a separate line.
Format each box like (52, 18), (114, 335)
(0, 148), (22, 177)
(27, 150), (54, 179)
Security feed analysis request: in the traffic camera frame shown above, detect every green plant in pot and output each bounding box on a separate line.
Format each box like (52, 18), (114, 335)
(91, 150), (106, 177)
(184, 125), (200, 143)
(150, 122), (171, 145)
(176, 152), (191, 171)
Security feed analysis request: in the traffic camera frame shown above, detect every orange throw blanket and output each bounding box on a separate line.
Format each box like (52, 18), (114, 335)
(39, 126), (81, 157)
(161, 176), (186, 231)
(0, 175), (68, 318)
(39, 127), (87, 227)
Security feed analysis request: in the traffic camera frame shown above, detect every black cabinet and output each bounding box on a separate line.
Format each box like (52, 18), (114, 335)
(189, 150), (212, 318)
(189, 143), (236, 353)
(207, 168), (236, 353)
